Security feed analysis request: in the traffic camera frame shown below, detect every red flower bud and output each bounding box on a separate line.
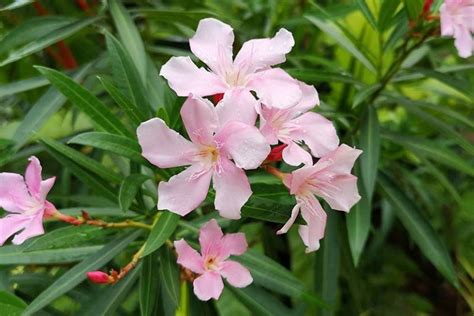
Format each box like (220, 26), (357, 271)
(87, 271), (112, 284)
(211, 93), (224, 105)
(265, 144), (288, 163)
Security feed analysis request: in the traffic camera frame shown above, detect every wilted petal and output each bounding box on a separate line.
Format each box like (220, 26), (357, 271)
(158, 164), (212, 216)
(213, 158), (251, 220)
(0, 215), (28, 246)
(181, 95), (219, 145)
(282, 142), (313, 166)
(174, 239), (205, 274)
(160, 56), (227, 96)
(220, 232), (248, 258)
(189, 18), (234, 74)
(216, 89), (258, 127)
(12, 212), (45, 245)
(234, 28), (294, 73)
(246, 68), (302, 109)
(220, 260), (253, 288)
(0, 173), (32, 213)
(137, 118), (199, 168)
(193, 271), (224, 301)
(215, 122), (270, 170)
(199, 219), (224, 257)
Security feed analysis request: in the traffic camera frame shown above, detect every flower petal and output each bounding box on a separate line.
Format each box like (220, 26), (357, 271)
(213, 158), (251, 220)
(290, 112), (339, 158)
(158, 164), (212, 216)
(160, 56), (227, 96)
(290, 82), (320, 114)
(25, 156), (42, 197)
(12, 212), (45, 245)
(215, 122), (270, 170)
(234, 28), (294, 73)
(193, 271), (224, 301)
(246, 68), (302, 109)
(0, 173), (33, 213)
(220, 260), (253, 288)
(174, 239), (205, 274)
(199, 219), (224, 257)
(220, 232), (248, 258)
(137, 118), (198, 168)
(315, 144), (362, 175)
(216, 89), (258, 127)
(299, 197), (326, 253)
(0, 215), (28, 246)
(181, 95), (219, 145)
(453, 24), (473, 58)
(282, 142), (313, 166)
(277, 202), (301, 235)
(40, 177), (56, 200)
(189, 18), (234, 75)
(319, 175), (361, 212)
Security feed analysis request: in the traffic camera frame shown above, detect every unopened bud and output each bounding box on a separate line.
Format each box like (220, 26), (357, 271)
(87, 271), (112, 284)
(211, 93), (224, 105)
(265, 144), (288, 163)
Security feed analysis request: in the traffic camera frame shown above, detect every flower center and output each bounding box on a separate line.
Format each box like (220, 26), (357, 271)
(225, 69), (247, 87)
(204, 256), (220, 271)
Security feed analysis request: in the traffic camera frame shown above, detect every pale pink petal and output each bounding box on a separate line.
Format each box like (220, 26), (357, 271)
(137, 118), (199, 168)
(193, 271), (224, 301)
(25, 156), (42, 197)
(219, 260), (253, 288)
(0, 173), (33, 213)
(299, 197), (326, 253)
(215, 122), (270, 170)
(157, 164), (213, 216)
(440, 4), (455, 35)
(159, 56), (227, 96)
(289, 112), (339, 158)
(40, 177), (56, 200)
(220, 232), (248, 258)
(284, 165), (319, 195)
(282, 142), (313, 166)
(257, 105), (279, 145)
(199, 219), (224, 257)
(234, 28), (294, 73)
(180, 95), (219, 145)
(213, 158), (251, 220)
(453, 24), (473, 58)
(0, 215), (28, 246)
(189, 18), (234, 75)
(174, 239), (205, 274)
(315, 144), (362, 175)
(12, 212), (45, 245)
(290, 82), (320, 115)
(215, 89), (258, 127)
(246, 68), (302, 109)
(277, 202), (301, 235)
(318, 175), (361, 212)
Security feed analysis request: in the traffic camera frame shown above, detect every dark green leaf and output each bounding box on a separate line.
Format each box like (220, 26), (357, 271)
(0, 291), (27, 316)
(352, 84), (381, 109)
(159, 246), (180, 308)
(140, 254), (159, 316)
(359, 105), (380, 199)
(119, 174), (150, 212)
(0, 75), (49, 98)
(0, 0), (34, 11)
(403, 0), (424, 20)
(25, 226), (104, 252)
(346, 185), (371, 266)
(228, 285), (292, 316)
(142, 212), (179, 257)
(0, 245), (102, 265)
(355, 0), (377, 30)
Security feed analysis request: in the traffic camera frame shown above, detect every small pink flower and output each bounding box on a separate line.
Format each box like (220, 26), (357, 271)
(259, 82), (339, 166)
(160, 18), (302, 109)
(0, 156), (56, 246)
(440, 0), (474, 58)
(137, 93), (270, 219)
(278, 145), (362, 252)
(87, 271), (112, 284)
(174, 219), (252, 301)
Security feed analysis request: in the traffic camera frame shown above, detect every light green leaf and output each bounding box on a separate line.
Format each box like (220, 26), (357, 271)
(142, 212), (179, 257)
(305, 15), (376, 73)
(378, 173), (458, 286)
(0, 17), (99, 66)
(0, 75), (49, 98)
(403, 0), (424, 20)
(36, 66), (132, 137)
(119, 174), (150, 212)
(355, 0), (377, 30)
(0, 291), (27, 316)
(23, 231), (141, 315)
(0, 0), (33, 11)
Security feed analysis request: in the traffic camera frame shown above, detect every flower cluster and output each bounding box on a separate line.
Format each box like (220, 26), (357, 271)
(440, 0), (474, 58)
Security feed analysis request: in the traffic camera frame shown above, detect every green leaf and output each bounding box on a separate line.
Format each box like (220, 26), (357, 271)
(378, 0), (402, 32)
(24, 226), (104, 252)
(355, 0), (377, 30)
(119, 174), (150, 212)
(133, 9), (215, 28)
(0, 0), (33, 11)
(241, 196), (296, 224)
(82, 263), (141, 316)
(359, 105), (380, 199)
(142, 212), (180, 257)
(35, 66), (132, 137)
(228, 285), (292, 316)
(140, 254), (159, 316)
(413, 69), (474, 100)
(403, 0), (424, 20)
(105, 32), (151, 118)
(346, 185), (371, 266)
(0, 75), (49, 98)
(68, 132), (147, 164)
(159, 246), (180, 308)
(12, 65), (90, 150)
(109, 0), (147, 83)
(41, 137), (122, 184)
(0, 245), (102, 265)
(23, 231), (141, 315)
(287, 69), (362, 85)
(0, 17), (99, 66)
(0, 291), (27, 316)
(378, 173), (458, 286)
(305, 15), (376, 73)
(352, 84), (381, 109)
(382, 132), (474, 176)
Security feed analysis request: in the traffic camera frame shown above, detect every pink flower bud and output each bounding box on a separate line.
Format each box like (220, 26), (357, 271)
(87, 271), (111, 284)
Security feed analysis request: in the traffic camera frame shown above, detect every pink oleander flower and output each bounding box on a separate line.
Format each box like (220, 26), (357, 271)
(440, 0), (474, 58)
(160, 18), (303, 109)
(174, 219), (252, 301)
(87, 271), (112, 284)
(0, 156), (56, 246)
(137, 93), (270, 219)
(278, 145), (362, 252)
(258, 82), (339, 166)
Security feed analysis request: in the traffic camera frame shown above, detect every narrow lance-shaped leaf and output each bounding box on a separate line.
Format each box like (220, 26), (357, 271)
(159, 246), (180, 308)
(359, 105), (380, 199)
(0, 245), (102, 265)
(142, 212), (180, 257)
(140, 253), (160, 316)
(355, 0), (378, 30)
(119, 174), (150, 212)
(228, 285), (293, 316)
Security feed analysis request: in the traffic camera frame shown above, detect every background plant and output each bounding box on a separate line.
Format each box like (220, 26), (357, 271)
(0, 0), (473, 315)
